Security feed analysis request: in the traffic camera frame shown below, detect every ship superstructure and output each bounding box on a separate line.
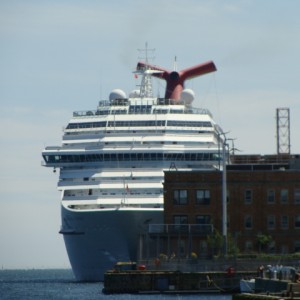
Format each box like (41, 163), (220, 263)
(42, 55), (224, 281)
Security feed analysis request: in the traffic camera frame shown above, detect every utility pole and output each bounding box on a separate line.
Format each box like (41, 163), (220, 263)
(222, 138), (227, 257)
(217, 129), (228, 257)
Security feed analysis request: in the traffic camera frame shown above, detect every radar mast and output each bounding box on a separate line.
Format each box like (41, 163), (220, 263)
(136, 43), (156, 98)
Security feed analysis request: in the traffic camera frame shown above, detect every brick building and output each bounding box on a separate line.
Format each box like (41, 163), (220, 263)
(160, 155), (300, 258)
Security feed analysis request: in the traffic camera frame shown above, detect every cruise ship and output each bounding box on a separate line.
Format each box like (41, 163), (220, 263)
(42, 54), (225, 281)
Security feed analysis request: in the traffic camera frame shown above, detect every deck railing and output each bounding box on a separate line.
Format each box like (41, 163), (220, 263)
(149, 224), (213, 235)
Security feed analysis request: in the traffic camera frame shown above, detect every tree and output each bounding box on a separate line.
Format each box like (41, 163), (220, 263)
(256, 234), (273, 253)
(207, 230), (223, 257)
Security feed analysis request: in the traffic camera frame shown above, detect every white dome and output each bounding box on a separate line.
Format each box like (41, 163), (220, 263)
(180, 89), (195, 104)
(109, 89), (127, 101)
(129, 89), (140, 98)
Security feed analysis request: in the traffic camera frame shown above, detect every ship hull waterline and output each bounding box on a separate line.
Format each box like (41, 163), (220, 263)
(61, 205), (163, 281)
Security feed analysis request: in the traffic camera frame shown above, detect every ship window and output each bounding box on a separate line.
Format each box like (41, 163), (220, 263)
(150, 153), (157, 160)
(176, 153), (184, 160)
(170, 109), (183, 114)
(190, 153), (197, 161)
(144, 153), (151, 160)
(97, 110), (109, 115)
(46, 151), (217, 164)
(124, 153), (130, 160)
(157, 153), (163, 160)
(167, 121), (212, 128)
(153, 109), (168, 114)
(66, 121), (107, 129)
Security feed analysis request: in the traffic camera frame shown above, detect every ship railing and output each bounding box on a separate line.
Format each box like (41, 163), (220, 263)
(149, 224), (214, 235)
(44, 146), (61, 150)
(72, 107), (213, 118)
(73, 110), (108, 117)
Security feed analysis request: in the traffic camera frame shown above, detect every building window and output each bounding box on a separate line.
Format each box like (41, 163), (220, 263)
(280, 189), (288, 204)
(267, 215), (275, 230)
(179, 240), (185, 256)
(244, 215), (252, 229)
(245, 240), (253, 252)
(268, 241), (276, 253)
(196, 189), (210, 205)
(173, 215), (188, 225)
(173, 189), (188, 205)
(199, 240), (208, 253)
(267, 189), (275, 204)
(196, 215), (212, 234)
(244, 190), (252, 204)
(196, 215), (211, 224)
(173, 215), (188, 231)
(294, 189), (300, 204)
(294, 216), (300, 229)
(281, 245), (288, 254)
(281, 215), (289, 230)
(294, 241), (300, 252)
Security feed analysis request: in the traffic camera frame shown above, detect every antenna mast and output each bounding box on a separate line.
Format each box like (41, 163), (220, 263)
(276, 107), (291, 154)
(137, 43), (155, 98)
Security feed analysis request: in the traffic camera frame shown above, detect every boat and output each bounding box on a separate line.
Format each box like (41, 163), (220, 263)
(239, 266), (297, 293)
(240, 278), (255, 293)
(41, 48), (225, 281)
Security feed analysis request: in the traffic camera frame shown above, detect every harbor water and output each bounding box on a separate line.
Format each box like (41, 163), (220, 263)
(0, 269), (231, 300)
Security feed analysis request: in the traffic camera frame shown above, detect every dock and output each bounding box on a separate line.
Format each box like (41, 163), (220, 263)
(233, 278), (300, 300)
(103, 268), (256, 294)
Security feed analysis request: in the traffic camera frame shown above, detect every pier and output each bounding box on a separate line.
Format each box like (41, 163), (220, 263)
(103, 267), (256, 294)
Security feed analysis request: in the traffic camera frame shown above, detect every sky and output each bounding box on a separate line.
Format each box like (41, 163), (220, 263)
(1, 0), (300, 269)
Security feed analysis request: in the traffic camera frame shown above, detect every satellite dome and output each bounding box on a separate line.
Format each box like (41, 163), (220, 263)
(109, 89), (127, 101)
(129, 89), (140, 98)
(180, 89), (195, 105)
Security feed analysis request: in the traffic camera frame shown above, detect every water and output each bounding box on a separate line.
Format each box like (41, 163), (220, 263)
(0, 269), (232, 300)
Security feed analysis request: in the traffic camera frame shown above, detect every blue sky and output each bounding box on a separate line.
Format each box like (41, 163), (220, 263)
(1, 0), (300, 269)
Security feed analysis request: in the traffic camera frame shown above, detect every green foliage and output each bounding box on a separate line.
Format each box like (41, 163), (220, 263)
(207, 230), (224, 256)
(227, 232), (240, 256)
(256, 234), (273, 253)
(159, 253), (168, 261)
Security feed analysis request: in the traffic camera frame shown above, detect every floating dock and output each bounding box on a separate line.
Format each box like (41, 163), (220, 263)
(103, 268), (256, 294)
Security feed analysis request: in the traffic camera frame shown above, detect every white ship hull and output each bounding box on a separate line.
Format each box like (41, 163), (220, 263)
(61, 205), (163, 281)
